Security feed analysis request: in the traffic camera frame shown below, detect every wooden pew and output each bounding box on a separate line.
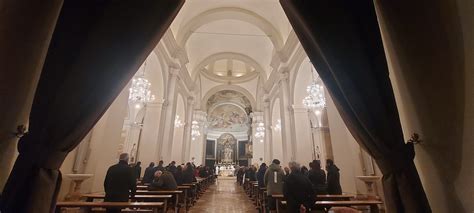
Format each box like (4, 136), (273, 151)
(55, 201), (164, 213)
(177, 185), (191, 211)
(316, 200), (383, 213)
(136, 190), (182, 213)
(272, 194), (357, 213)
(81, 193), (172, 212)
(181, 183), (197, 205)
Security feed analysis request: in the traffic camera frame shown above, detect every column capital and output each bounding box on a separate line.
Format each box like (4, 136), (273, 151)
(169, 66), (180, 76)
(187, 96), (195, 105)
(279, 72), (289, 81)
(263, 101), (271, 108)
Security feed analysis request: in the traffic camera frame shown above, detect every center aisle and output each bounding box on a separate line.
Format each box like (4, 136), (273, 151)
(189, 177), (257, 213)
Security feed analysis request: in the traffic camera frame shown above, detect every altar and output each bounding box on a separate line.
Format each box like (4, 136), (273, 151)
(216, 164), (236, 177)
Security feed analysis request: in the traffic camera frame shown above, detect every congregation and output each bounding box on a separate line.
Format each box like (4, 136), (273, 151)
(102, 153), (216, 213)
(236, 159), (342, 212)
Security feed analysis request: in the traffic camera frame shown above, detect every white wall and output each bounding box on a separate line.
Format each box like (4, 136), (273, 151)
(82, 87), (129, 193)
(326, 95), (365, 195)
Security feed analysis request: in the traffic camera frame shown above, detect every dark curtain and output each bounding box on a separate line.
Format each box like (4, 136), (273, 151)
(0, 1), (184, 212)
(280, 1), (430, 212)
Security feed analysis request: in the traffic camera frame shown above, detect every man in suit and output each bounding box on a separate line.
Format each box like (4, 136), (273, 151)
(104, 153), (137, 213)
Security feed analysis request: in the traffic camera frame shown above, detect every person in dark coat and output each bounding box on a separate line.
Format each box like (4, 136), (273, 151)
(182, 163), (197, 184)
(326, 159), (342, 195)
(104, 153), (137, 213)
(256, 163), (267, 188)
(301, 165), (309, 176)
(142, 162), (155, 184)
(167, 161), (178, 176)
(308, 160), (327, 195)
(154, 160), (165, 173)
(245, 166), (257, 181)
(283, 161), (315, 213)
(149, 170), (178, 190)
(133, 161), (141, 180)
(174, 165), (184, 185)
(199, 166), (209, 178)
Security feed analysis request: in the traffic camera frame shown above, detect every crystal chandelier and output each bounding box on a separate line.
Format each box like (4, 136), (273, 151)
(303, 63), (326, 111)
(273, 119), (281, 132)
(254, 122), (265, 143)
(174, 115), (184, 128)
(129, 60), (155, 109)
(191, 120), (201, 141)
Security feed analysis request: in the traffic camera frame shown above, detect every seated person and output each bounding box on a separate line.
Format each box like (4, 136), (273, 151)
(182, 163), (197, 184)
(174, 165), (184, 185)
(149, 170), (178, 190)
(283, 161), (315, 212)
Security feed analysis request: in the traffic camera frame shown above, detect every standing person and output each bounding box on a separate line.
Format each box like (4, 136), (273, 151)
(283, 162), (315, 212)
(284, 167), (290, 178)
(154, 160), (165, 173)
(326, 159), (342, 195)
(168, 161), (178, 176)
(301, 165), (309, 176)
(142, 162), (155, 184)
(133, 161), (142, 180)
(308, 160), (327, 195)
(256, 163), (267, 188)
(264, 159), (285, 212)
(104, 153), (137, 213)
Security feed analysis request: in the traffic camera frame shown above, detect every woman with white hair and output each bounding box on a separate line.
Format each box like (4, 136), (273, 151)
(283, 161), (315, 212)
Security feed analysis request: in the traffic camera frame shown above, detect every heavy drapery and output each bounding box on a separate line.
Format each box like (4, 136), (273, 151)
(0, 1), (184, 212)
(280, 1), (430, 212)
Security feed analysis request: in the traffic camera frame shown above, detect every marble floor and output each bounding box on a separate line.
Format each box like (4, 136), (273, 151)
(189, 177), (258, 213)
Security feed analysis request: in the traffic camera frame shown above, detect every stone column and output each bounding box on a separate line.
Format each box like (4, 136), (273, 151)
(292, 105), (314, 165)
(157, 67), (179, 162)
(189, 110), (206, 166)
(138, 99), (164, 167)
(278, 71), (296, 162)
(251, 112), (264, 165)
(263, 99), (273, 161)
(181, 97), (194, 163)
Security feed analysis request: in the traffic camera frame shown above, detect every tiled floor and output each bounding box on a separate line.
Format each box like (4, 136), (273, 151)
(189, 177), (258, 213)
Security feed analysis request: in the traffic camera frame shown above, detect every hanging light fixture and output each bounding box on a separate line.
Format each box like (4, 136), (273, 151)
(191, 120), (201, 141)
(129, 60), (155, 109)
(254, 122), (265, 143)
(174, 115), (184, 128)
(273, 119), (281, 132)
(303, 63), (326, 112)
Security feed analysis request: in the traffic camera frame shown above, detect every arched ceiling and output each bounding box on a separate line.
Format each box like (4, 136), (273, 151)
(183, 17), (273, 78)
(192, 52), (266, 83)
(171, 0), (291, 42)
(172, 1), (291, 83)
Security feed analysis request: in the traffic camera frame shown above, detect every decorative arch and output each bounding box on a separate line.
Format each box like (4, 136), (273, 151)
(177, 7), (283, 49)
(201, 85), (256, 110)
(191, 52), (267, 82)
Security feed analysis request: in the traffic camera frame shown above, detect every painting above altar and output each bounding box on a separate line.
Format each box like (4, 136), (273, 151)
(208, 104), (249, 132)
